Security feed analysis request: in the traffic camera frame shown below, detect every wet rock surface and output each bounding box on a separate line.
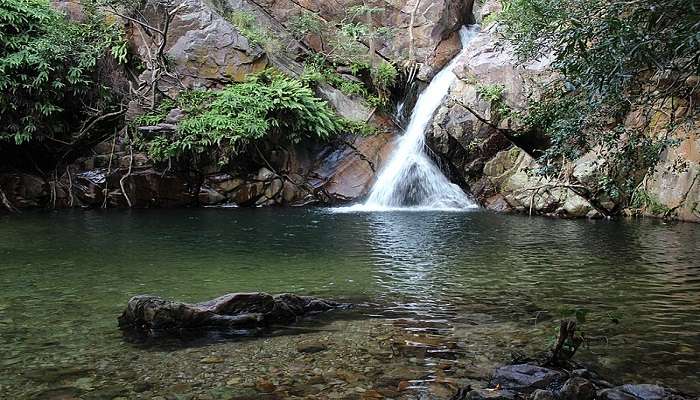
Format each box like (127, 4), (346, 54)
(248, 0), (472, 80)
(491, 364), (564, 393)
(462, 365), (694, 400)
(118, 293), (343, 339)
(464, 388), (517, 399)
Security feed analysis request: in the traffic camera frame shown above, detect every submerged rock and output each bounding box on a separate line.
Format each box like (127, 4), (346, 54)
(118, 292), (344, 339)
(597, 388), (638, 400)
(464, 388), (517, 399)
(559, 377), (595, 400)
(296, 341), (329, 354)
(618, 384), (677, 400)
(491, 364), (564, 393)
(529, 389), (557, 400)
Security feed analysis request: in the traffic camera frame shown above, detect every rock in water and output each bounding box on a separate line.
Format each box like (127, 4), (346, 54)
(559, 377), (595, 400)
(491, 364), (565, 393)
(463, 388), (518, 399)
(118, 292), (343, 339)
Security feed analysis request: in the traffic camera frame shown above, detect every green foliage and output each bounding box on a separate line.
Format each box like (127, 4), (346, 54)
(365, 95), (383, 109)
(630, 189), (671, 216)
(476, 84), (505, 103)
(301, 60), (369, 98)
(132, 98), (175, 126)
(137, 70), (344, 161)
(342, 118), (377, 137)
(0, 0), (126, 144)
(476, 83), (510, 117)
(501, 0), (699, 97)
(226, 11), (278, 50)
(372, 61), (397, 92)
(347, 4), (384, 19)
(289, 5), (393, 67)
(481, 12), (500, 27)
(288, 5), (400, 108)
(300, 65), (325, 85)
(288, 11), (324, 40)
(499, 0), (699, 207)
(349, 61), (370, 76)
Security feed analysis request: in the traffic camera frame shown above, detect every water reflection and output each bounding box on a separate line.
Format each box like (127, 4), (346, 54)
(365, 212), (466, 320)
(0, 209), (698, 393)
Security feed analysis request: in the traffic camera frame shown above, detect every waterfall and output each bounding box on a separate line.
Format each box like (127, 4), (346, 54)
(348, 25), (480, 212)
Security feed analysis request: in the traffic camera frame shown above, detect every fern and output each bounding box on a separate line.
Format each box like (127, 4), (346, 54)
(138, 70), (346, 160)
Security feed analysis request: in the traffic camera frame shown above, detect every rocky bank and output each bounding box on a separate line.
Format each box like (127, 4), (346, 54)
(424, 1), (699, 222)
(0, 0), (697, 222)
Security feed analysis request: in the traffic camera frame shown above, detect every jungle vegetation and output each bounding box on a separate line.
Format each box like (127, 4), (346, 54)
(498, 0), (699, 210)
(0, 0), (126, 146)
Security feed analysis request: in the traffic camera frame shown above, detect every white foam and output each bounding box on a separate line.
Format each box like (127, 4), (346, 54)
(339, 25), (481, 213)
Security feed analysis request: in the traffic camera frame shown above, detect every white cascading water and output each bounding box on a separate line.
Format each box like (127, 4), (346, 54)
(350, 25), (480, 212)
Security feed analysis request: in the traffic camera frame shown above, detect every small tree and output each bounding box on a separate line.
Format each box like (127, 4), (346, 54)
(0, 0), (126, 145)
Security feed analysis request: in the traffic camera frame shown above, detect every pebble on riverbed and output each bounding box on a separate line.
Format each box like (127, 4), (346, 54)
(17, 317), (697, 400)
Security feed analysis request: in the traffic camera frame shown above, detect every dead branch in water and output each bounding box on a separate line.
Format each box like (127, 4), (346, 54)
(515, 182), (587, 216)
(103, 130), (119, 208)
(547, 319), (584, 366)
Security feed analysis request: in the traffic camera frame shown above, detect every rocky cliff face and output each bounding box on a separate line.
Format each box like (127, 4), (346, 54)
(425, 1), (699, 222)
(243, 0), (473, 79)
(2, 0), (468, 210)
(2, 0), (697, 222)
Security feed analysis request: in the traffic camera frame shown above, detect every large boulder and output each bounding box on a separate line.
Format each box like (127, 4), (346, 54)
(464, 388), (517, 400)
(618, 384), (672, 400)
(194, 131), (395, 207)
(128, 0), (269, 97)
(426, 23), (554, 206)
(558, 377), (595, 400)
(311, 132), (396, 202)
(64, 166), (195, 209)
(427, 12), (698, 222)
(598, 384), (689, 400)
(596, 389), (638, 400)
(638, 120), (699, 222)
(118, 292), (344, 339)
(478, 148), (594, 217)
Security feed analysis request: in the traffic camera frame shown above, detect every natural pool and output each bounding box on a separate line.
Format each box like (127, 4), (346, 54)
(0, 208), (698, 399)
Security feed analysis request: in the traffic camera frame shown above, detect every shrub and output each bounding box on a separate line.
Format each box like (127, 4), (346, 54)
(476, 83), (510, 117)
(289, 11), (324, 40)
(301, 62), (369, 98)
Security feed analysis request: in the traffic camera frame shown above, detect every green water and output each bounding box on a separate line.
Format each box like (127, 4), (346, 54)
(0, 208), (699, 398)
